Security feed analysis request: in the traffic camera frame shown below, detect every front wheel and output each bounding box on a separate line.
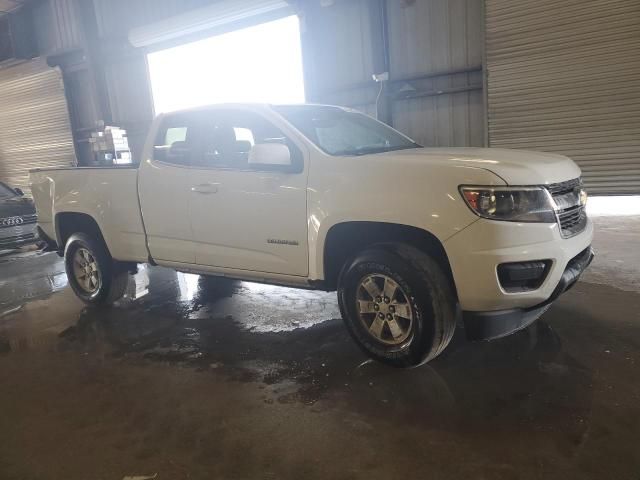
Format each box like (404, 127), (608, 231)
(64, 232), (129, 305)
(338, 243), (457, 367)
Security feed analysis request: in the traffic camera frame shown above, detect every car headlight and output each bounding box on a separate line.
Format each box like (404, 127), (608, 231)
(459, 186), (556, 223)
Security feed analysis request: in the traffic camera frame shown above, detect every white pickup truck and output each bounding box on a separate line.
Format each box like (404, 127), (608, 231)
(31, 104), (593, 366)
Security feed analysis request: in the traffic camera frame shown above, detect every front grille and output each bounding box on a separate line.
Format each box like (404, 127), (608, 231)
(20, 214), (38, 224)
(546, 177), (587, 238)
(0, 232), (36, 248)
(0, 220), (38, 246)
(546, 178), (581, 196)
(0, 213), (37, 229)
(557, 205), (587, 237)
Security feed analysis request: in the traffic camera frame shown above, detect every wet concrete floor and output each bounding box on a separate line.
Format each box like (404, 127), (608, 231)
(0, 217), (639, 480)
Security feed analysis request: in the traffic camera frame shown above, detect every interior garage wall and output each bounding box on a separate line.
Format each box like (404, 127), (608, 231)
(387, 0), (484, 147)
(302, 0), (485, 147)
(485, 0), (640, 194)
(32, 0), (287, 164)
(32, 0), (175, 164)
(0, 59), (76, 193)
(4, 0), (637, 195)
(3, 0), (485, 169)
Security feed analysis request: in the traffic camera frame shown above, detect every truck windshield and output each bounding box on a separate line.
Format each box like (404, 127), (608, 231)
(273, 105), (422, 156)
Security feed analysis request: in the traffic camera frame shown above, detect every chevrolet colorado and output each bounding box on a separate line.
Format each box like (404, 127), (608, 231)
(30, 104), (593, 366)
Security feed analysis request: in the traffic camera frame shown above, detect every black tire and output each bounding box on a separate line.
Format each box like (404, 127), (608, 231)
(64, 232), (129, 305)
(337, 243), (457, 367)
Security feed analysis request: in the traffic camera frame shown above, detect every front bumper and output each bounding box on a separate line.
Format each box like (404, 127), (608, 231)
(444, 215), (594, 341)
(0, 222), (38, 250)
(463, 246), (594, 340)
(445, 216), (594, 311)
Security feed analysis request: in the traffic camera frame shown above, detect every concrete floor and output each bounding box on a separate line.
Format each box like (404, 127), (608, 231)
(0, 214), (639, 480)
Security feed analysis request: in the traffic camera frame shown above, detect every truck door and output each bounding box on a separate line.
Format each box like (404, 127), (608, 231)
(187, 109), (308, 276)
(138, 113), (197, 264)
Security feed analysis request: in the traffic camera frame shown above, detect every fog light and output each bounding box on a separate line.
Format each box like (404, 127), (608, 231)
(497, 260), (551, 292)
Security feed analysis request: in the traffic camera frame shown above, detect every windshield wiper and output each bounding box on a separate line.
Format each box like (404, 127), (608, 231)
(333, 144), (422, 156)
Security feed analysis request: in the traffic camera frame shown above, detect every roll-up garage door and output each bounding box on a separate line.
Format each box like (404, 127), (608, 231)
(485, 0), (640, 194)
(0, 58), (76, 194)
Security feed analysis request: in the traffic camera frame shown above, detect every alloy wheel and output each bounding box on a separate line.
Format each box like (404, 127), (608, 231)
(72, 247), (101, 294)
(356, 274), (414, 345)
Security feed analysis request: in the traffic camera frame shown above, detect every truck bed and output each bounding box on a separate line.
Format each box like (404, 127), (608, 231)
(30, 166), (149, 263)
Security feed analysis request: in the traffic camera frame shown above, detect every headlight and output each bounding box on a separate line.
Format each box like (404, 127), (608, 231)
(459, 186), (556, 223)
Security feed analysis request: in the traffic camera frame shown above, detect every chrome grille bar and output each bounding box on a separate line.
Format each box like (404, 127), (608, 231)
(546, 177), (587, 238)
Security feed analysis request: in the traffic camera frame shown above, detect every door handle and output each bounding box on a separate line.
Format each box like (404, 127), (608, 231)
(191, 183), (219, 194)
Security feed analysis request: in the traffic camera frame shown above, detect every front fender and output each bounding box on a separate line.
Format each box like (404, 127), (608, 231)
(307, 160), (505, 280)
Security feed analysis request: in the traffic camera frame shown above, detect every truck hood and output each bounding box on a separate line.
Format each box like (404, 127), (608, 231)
(380, 147), (581, 185)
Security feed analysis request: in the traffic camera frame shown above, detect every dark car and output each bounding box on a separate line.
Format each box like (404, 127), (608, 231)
(0, 181), (38, 250)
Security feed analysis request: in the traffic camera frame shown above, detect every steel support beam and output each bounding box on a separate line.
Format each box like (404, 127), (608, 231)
(368, 0), (392, 125)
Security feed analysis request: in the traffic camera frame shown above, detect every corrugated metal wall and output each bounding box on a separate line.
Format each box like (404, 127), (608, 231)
(32, 0), (84, 54)
(387, 0), (484, 147)
(306, 0), (485, 147)
(486, 0), (640, 194)
(302, 0), (376, 99)
(0, 59), (76, 193)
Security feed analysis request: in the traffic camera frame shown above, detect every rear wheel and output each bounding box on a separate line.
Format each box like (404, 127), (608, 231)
(338, 243), (457, 367)
(64, 232), (129, 305)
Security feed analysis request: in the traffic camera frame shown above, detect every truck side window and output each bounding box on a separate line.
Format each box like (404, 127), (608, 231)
(194, 111), (302, 171)
(165, 127), (187, 145)
(154, 116), (195, 166)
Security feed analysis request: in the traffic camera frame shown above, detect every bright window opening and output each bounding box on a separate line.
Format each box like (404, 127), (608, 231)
(148, 15), (306, 114)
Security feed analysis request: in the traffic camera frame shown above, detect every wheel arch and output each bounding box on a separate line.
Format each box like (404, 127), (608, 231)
(321, 221), (457, 295)
(55, 212), (110, 257)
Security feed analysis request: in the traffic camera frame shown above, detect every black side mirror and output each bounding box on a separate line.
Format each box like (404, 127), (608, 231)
(154, 141), (191, 165)
(169, 141), (189, 155)
(168, 141), (191, 163)
(14, 188), (24, 196)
